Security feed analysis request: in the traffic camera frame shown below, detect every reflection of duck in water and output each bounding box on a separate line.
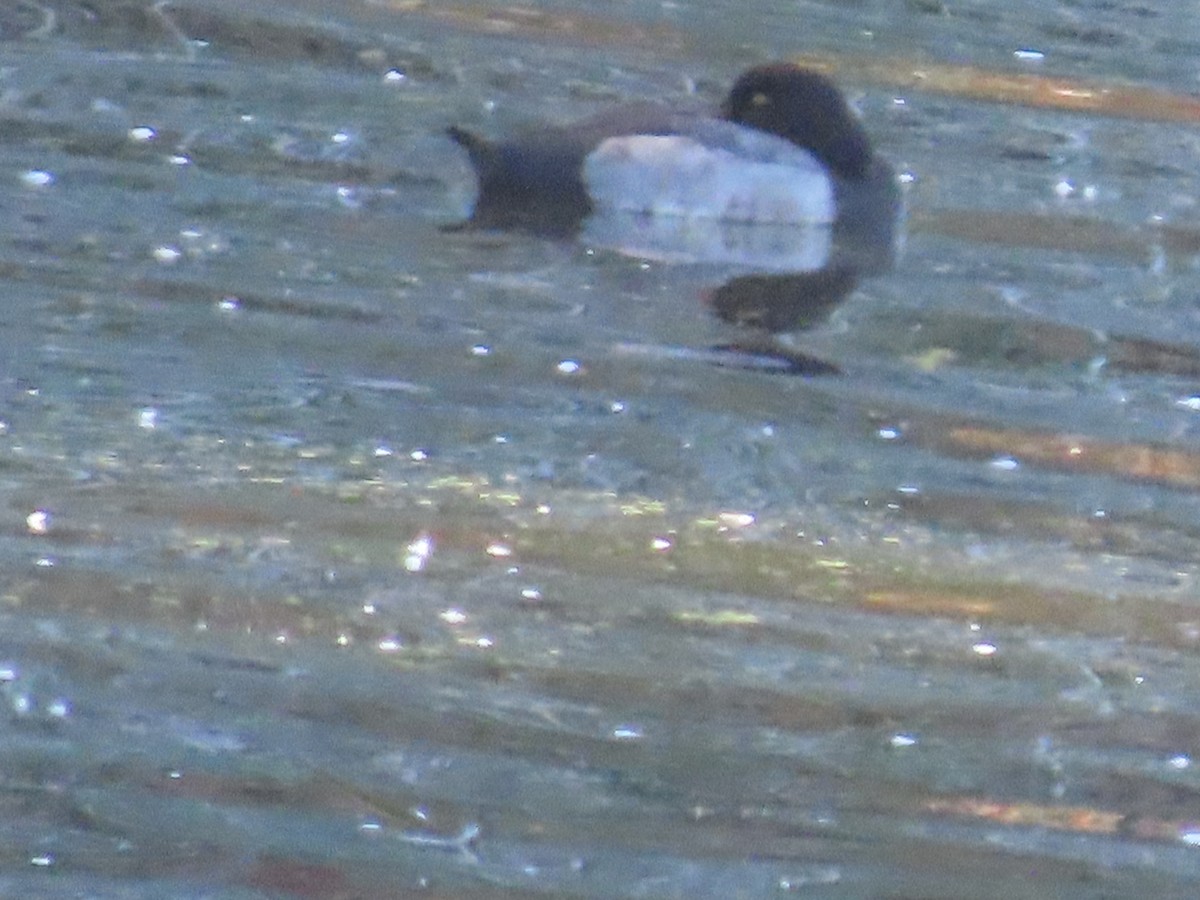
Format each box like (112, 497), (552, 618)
(448, 63), (902, 373)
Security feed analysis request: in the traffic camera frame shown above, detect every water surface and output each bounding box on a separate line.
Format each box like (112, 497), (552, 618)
(3, 1), (1200, 896)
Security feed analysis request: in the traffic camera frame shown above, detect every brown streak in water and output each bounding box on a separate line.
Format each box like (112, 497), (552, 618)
(1107, 335), (1200, 378)
(384, 3), (1200, 126)
(884, 488), (1200, 567)
(909, 209), (1148, 259)
(888, 304), (1200, 378)
(793, 52), (1200, 123)
(926, 796), (1127, 834)
(382, 0), (686, 52)
(944, 426), (1200, 490)
(49, 1), (1200, 127)
(148, 768), (416, 825)
(866, 590), (997, 618)
(909, 208), (1200, 266)
(523, 664), (872, 733)
(9, 481), (1197, 648)
(924, 795), (1200, 845)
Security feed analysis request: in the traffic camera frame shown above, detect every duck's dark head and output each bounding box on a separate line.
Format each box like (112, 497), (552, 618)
(722, 64), (874, 181)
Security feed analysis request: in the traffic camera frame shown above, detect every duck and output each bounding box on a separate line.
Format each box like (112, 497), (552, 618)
(447, 63), (899, 240)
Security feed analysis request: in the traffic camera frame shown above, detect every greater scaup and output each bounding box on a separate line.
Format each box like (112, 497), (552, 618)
(447, 63), (899, 239)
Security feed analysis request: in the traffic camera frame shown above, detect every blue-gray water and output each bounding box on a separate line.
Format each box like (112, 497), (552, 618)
(3, 1), (1200, 897)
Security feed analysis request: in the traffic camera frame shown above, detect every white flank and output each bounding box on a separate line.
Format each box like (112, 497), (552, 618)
(583, 131), (836, 225)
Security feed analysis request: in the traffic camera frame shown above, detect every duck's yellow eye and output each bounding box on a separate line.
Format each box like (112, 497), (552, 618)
(751, 92), (771, 107)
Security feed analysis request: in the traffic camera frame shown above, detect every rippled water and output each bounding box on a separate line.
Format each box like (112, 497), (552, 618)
(3, 1), (1200, 897)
